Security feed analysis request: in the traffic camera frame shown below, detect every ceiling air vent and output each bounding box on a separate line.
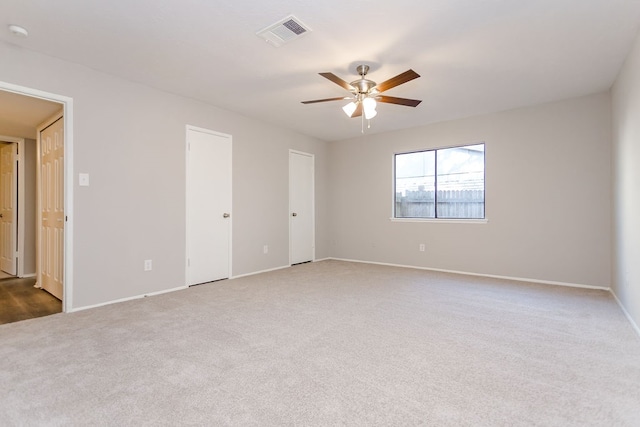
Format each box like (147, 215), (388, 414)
(256, 15), (311, 47)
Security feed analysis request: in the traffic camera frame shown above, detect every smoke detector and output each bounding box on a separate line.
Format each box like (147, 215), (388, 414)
(8, 25), (29, 38)
(256, 15), (311, 47)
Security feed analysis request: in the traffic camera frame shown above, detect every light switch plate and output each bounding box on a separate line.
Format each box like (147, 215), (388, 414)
(79, 173), (90, 186)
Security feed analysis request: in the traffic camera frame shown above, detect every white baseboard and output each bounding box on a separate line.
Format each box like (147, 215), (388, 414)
(231, 264), (290, 279)
(610, 290), (640, 338)
(225, 258), (330, 280)
(69, 264), (293, 313)
(20, 273), (37, 278)
(327, 257), (610, 291)
(69, 285), (188, 313)
(68, 259), (626, 336)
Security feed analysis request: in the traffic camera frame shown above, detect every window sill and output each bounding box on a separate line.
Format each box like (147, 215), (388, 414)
(390, 217), (488, 224)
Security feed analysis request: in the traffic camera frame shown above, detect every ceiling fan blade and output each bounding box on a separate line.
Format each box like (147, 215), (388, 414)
(319, 72), (354, 91)
(350, 102), (363, 118)
(301, 97), (349, 104)
(375, 69), (420, 93)
(377, 95), (422, 107)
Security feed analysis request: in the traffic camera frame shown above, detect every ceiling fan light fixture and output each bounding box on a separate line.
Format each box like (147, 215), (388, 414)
(363, 97), (377, 119)
(342, 101), (357, 117)
(364, 108), (377, 120)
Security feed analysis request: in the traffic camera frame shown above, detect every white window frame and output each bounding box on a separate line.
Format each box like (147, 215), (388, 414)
(391, 143), (487, 223)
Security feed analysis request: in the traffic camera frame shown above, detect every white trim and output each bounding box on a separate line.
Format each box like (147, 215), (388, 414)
(184, 127), (189, 286)
(390, 153), (395, 218)
(228, 133), (233, 278)
(73, 263), (290, 313)
(185, 125), (233, 284)
(0, 81), (73, 312)
(16, 138), (24, 277)
(231, 264), (290, 279)
(327, 257), (610, 291)
(610, 290), (640, 338)
(21, 273), (36, 278)
(289, 149), (316, 265)
(394, 140), (487, 156)
(74, 263), (306, 312)
(391, 142), (487, 221)
(390, 218), (488, 224)
(289, 149), (314, 156)
(69, 285), (188, 313)
(63, 99), (74, 313)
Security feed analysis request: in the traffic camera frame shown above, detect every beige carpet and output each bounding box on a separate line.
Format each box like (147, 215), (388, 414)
(1, 260), (639, 425)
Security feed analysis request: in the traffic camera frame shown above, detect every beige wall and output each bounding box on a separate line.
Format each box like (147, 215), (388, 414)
(0, 41), (328, 309)
(612, 30), (640, 330)
(328, 92), (612, 288)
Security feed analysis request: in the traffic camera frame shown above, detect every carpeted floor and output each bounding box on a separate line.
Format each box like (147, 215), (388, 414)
(1, 260), (639, 426)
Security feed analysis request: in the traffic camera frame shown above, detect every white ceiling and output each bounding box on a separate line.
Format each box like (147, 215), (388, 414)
(1, 0), (639, 142)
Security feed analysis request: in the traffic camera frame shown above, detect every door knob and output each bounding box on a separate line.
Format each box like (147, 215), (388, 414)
(223, 213), (230, 218)
(292, 212), (297, 217)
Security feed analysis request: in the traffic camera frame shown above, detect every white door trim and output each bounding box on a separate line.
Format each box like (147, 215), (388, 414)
(289, 149), (315, 265)
(0, 81), (74, 312)
(185, 125), (233, 284)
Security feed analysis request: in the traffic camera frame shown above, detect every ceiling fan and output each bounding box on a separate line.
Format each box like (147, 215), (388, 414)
(301, 65), (422, 120)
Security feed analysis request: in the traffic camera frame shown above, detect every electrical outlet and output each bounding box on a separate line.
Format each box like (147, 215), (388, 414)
(419, 244), (425, 252)
(263, 245), (269, 254)
(144, 259), (152, 271)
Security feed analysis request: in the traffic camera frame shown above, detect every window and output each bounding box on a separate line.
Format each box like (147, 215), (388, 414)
(394, 143), (485, 219)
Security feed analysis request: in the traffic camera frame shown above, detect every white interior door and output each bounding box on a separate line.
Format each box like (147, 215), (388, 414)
(39, 116), (64, 299)
(289, 151), (314, 265)
(0, 142), (17, 275)
(186, 127), (232, 285)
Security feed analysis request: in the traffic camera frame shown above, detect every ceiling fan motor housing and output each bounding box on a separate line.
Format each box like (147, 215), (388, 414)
(351, 78), (376, 95)
(351, 65), (376, 95)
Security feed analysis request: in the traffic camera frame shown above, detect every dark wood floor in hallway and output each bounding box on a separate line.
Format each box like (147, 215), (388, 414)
(0, 277), (61, 325)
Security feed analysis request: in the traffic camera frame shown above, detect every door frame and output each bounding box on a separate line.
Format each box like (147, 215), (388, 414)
(288, 149), (315, 265)
(0, 136), (24, 277)
(185, 125), (233, 285)
(0, 81), (74, 312)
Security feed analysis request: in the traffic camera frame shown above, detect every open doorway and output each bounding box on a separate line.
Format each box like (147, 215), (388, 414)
(0, 83), (73, 319)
